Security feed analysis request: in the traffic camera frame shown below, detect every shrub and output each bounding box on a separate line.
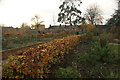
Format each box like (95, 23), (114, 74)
(57, 66), (81, 78)
(107, 72), (120, 78)
(99, 32), (114, 42)
(88, 41), (112, 63)
(88, 32), (117, 64)
(86, 23), (94, 33)
(11, 37), (20, 43)
(76, 34), (113, 64)
(74, 36), (120, 78)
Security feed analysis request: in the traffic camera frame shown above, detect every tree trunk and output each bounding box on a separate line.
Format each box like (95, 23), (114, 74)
(70, 16), (72, 26)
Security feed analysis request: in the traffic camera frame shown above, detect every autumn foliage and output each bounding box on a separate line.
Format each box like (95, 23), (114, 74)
(3, 34), (86, 79)
(86, 23), (94, 33)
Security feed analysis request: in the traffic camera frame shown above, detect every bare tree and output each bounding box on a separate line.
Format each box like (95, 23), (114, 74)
(31, 15), (44, 29)
(84, 4), (103, 25)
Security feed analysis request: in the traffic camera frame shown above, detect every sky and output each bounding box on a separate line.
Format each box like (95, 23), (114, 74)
(0, 0), (118, 28)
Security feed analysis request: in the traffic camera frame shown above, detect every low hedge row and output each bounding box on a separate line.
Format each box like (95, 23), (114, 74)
(37, 31), (73, 38)
(3, 34), (86, 79)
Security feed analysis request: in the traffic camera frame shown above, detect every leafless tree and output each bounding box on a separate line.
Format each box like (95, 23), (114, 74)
(84, 4), (103, 25)
(31, 15), (44, 29)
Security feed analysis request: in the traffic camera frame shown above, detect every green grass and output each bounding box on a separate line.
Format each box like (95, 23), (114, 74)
(112, 45), (120, 53)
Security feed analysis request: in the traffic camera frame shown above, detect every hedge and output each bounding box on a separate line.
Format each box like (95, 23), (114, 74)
(2, 34), (86, 79)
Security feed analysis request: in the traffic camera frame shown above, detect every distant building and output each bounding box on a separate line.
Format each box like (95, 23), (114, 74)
(2, 25), (46, 38)
(2, 27), (23, 37)
(95, 25), (109, 31)
(38, 24), (45, 31)
(31, 24), (45, 31)
(48, 25), (84, 33)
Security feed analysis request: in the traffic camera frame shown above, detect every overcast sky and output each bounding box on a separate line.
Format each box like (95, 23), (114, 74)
(0, 0), (118, 28)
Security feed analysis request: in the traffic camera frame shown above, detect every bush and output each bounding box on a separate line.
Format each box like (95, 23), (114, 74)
(77, 33), (118, 64)
(107, 72), (120, 78)
(86, 23), (94, 33)
(88, 41), (112, 63)
(74, 35), (120, 78)
(11, 37), (20, 43)
(88, 32), (119, 64)
(57, 66), (81, 78)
